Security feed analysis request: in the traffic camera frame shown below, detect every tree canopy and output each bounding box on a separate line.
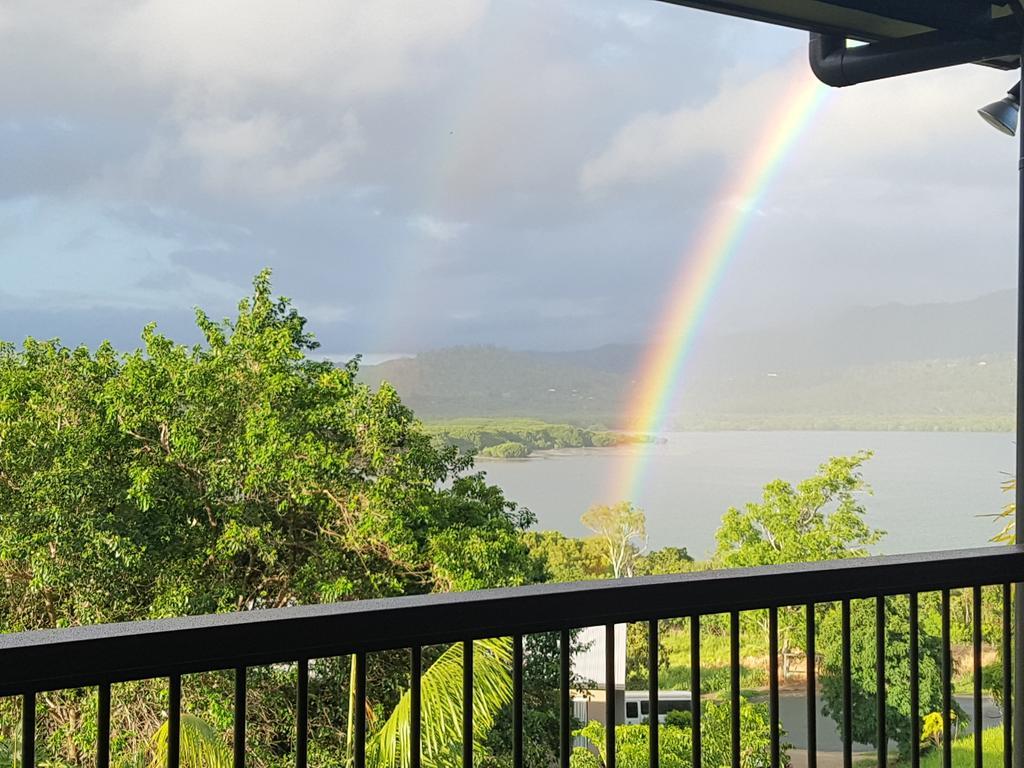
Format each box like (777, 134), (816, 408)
(714, 452), (883, 569)
(0, 271), (538, 765)
(0, 270), (536, 632)
(581, 501), (646, 578)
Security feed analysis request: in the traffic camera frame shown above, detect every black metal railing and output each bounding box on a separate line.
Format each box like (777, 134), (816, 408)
(2, 545), (1023, 768)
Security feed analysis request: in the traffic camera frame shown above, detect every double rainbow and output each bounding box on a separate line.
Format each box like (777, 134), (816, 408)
(610, 67), (829, 503)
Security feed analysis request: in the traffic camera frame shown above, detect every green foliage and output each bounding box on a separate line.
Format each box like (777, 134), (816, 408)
(362, 343), (1015, 432)
(633, 547), (693, 576)
(0, 271), (537, 764)
(919, 711), (961, 751)
(983, 659), (1006, 709)
(819, 597), (955, 755)
(524, 531), (692, 586)
(479, 442), (530, 459)
(658, 663), (768, 695)
(569, 698), (782, 768)
(581, 502), (646, 578)
(714, 453), (884, 676)
(989, 477), (1014, 544)
(699, 697), (784, 768)
(625, 621), (669, 689)
(663, 710), (691, 730)
(485, 632), (589, 768)
(571, 720), (690, 768)
(369, 639), (512, 768)
(920, 726), (1003, 768)
(523, 531), (610, 582)
(148, 715), (232, 768)
(714, 452), (882, 568)
(424, 419), (647, 457)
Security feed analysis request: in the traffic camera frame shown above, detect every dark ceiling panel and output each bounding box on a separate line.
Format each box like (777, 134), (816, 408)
(656, 0), (1009, 41)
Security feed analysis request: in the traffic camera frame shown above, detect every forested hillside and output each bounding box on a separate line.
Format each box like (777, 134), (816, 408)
(361, 292), (1015, 431)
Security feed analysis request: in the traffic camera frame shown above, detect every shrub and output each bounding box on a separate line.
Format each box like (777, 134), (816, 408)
(480, 441), (531, 458)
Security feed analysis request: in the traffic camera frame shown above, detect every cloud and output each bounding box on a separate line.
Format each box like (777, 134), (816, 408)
(108, 1), (488, 103)
(0, 1), (488, 200)
(177, 112), (363, 196)
(301, 302), (352, 325)
(0, 197), (244, 313)
(1, 0), (1014, 356)
(582, 55), (1011, 196)
(617, 10), (653, 29)
(408, 214), (469, 242)
(580, 63), (801, 194)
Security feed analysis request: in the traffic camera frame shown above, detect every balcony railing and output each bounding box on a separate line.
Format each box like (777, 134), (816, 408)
(2, 545), (1022, 768)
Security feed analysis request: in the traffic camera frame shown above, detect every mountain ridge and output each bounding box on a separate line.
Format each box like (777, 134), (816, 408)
(360, 291), (1015, 430)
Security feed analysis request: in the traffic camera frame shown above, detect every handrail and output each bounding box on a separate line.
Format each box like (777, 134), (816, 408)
(0, 545), (1021, 695)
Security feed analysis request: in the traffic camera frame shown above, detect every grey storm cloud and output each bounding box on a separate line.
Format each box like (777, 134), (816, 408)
(0, 0), (1018, 355)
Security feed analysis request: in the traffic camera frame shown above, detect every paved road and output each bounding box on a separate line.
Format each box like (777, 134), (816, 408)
(765, 693), (1002, 751)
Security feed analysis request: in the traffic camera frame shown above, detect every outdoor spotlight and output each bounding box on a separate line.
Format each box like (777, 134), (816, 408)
(978, 81), (1021, 136)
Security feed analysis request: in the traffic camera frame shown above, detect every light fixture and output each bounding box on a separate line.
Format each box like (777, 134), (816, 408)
(978, 81), (1021, 136)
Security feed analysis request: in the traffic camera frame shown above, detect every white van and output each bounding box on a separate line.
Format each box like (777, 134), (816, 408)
(623, 690), (692, 725)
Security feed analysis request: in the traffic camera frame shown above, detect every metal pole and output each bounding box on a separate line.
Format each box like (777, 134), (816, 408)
(1015, 30), (1024, 768)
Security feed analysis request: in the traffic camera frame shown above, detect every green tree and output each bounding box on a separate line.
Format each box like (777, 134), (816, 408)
(634, 547), (694, 576)
(818, 597), (954, 755)
(0, 271), (536, 765)
(714, 453), (882, 568)
(714, 453), (883, 680)
(523, 531), (610, 582)
(581, 502), (646, 578)
(569, 697), (781, 768)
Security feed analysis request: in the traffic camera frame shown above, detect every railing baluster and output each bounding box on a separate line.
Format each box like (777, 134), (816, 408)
(691, 615), (701, 768)
(234, 667), (246, 768)
(730, 610), (740, 768)
(168, 673), (181, 768)
(97, 682), (111, 768)
(1004, 584), (1012, 768)
(806, 603), (817, 768)
(877, 596), (887, 768)
(464, 640), (474, 768)
(296, 658), (308, 768)
(22, 692), (35, 768)
(561, 629), (571, 768)
(911, 593), (920, 768)
(412, 646), (422, 768)
(355, 651), (367, 768)
(974, 586), (983, 768)
(841, 600), (852, 768)
(648, 620), (659, 768)
(769, 606), (780, 768)
(606, 624), (616, 768)
(513, 635), (523, 768)
(941, 589), (952, 768)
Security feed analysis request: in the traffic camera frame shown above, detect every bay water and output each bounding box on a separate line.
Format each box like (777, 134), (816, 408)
(478, 431), (1015, 558)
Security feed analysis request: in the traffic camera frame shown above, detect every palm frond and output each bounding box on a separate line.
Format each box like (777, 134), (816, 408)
(148, 714), (232, 768)
(989, 477), (1015, 544)
(368, 638), (513, 768)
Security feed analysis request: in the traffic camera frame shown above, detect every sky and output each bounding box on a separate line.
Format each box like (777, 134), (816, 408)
(0, 0), (1020, 357)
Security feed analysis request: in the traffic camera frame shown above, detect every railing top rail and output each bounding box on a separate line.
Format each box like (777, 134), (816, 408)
(1, 545), (1020, 695)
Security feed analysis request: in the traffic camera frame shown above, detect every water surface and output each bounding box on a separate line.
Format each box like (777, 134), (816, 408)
(479, 431), (1014, 558)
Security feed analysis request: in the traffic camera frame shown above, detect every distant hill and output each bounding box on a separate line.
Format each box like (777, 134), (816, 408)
(361, 346), (629, 426)
(360, 291), (1016, 431)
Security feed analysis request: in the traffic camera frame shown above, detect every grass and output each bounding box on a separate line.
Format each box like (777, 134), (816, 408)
(657, 663), (767, 695)
(639, 622), (770, 695)
(919, 726), (1004, 768)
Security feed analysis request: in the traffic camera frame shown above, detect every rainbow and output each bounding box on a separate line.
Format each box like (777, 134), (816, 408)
(609, 66), (830, 504)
